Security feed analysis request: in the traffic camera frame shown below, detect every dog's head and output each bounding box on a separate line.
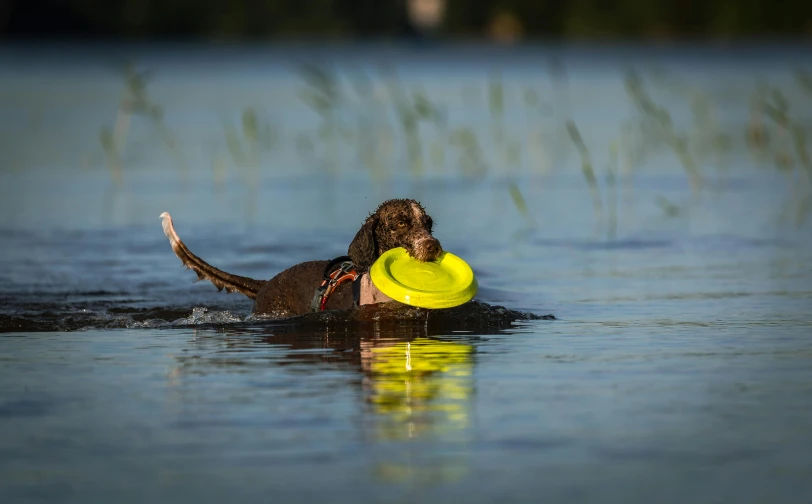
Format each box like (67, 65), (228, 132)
(348, 199), (443, 270)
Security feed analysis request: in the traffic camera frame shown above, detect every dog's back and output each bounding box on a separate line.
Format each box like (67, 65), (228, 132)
(252, 260), (355, 317)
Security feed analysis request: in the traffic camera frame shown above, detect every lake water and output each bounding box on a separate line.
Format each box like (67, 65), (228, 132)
(1, 42), (812, 503)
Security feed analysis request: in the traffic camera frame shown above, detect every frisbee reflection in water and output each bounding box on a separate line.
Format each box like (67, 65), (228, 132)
(361, 337), (474, 484)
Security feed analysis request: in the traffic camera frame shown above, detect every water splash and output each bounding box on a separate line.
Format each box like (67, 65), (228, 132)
(171, 307), (243, 326)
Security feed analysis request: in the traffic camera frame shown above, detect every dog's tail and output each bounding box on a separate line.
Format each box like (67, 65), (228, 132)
(160, 212), (265, 300)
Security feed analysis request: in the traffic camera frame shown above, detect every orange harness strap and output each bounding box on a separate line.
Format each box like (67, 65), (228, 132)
(310, 259), (359, 312)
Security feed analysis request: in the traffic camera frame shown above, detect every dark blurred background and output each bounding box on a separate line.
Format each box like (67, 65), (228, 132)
(2, 0), (811, 41)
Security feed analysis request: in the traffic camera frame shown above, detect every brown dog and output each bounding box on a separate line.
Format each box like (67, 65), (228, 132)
(160, 199), (443, 318)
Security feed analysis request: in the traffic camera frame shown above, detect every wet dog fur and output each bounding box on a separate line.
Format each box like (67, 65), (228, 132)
(160, 199), (442, 318)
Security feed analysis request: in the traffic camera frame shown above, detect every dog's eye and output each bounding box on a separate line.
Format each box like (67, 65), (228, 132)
(396, 221), (407, 229)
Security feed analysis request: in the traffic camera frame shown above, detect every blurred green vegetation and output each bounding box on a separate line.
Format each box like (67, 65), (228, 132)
(97, 58), (812, 232)
(4, 0), (812, 39)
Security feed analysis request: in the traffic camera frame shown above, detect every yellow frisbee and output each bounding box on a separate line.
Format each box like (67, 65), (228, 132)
(369, 247), (478, 309)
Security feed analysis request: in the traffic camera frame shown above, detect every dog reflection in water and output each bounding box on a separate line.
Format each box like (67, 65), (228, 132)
(167, 327), (476, 484)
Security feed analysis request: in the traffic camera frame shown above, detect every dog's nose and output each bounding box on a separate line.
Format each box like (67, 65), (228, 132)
(425, 239), (442, 259)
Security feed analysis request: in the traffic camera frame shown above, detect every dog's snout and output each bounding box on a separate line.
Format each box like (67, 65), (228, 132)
(412, 236), (442, 262)
(425, 239), (441, 258)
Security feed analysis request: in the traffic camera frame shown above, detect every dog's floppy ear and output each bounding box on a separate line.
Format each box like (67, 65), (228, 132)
(348, 216), (379, 270)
